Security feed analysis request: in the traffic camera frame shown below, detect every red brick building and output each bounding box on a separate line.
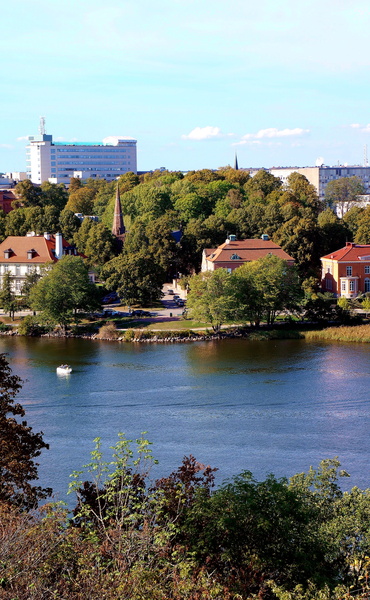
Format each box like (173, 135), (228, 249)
(321, 242), (370, 298)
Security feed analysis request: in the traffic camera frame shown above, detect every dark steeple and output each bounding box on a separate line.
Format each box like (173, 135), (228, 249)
(234, 152), (239, 171)
(112, 183), (125, 238)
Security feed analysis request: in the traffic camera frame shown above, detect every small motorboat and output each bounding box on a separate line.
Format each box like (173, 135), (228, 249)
(56, 364), (72, 375)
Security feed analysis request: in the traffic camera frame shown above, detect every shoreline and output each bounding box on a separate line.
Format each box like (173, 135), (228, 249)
(1, 320), (370, 344)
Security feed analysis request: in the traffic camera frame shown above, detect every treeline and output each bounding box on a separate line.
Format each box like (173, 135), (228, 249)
(1, 353), (370, 600)
(3, 168), (370, 311)
(7, 169), (370, 284)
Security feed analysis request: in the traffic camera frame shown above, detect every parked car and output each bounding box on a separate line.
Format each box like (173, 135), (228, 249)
(173, 295), (180, 301)
(167, 289), (174, 295)
(131, 310), (152, 317)
(176, 299), (185, 306)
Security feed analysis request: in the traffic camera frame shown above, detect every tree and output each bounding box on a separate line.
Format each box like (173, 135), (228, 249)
(0, 353), (51, 508)
(325, 176), (365, 218)
(102, 251), (165, 306)
(14, 179), (43, 207)
(0, 271), (17, 319)
(355, 206), (370, 244)
(84, 222), (115, 267)
(40, 181), (68, 211)
(58, 208), (81, 242)
(29, 256), (99, 330)
(232, 255), (302, 325)
(65, 186), (96, 214)
(21, 269), (41, 310)
(186, 269), (237, 331)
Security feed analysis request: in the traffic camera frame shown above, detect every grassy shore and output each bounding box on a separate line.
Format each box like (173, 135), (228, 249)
(303, 323), (370, 343)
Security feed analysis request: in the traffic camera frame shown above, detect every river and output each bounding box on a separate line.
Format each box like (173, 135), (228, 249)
(0, 336), (369, 504)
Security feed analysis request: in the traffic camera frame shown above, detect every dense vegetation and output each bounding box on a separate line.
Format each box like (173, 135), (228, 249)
(2, 169), (370, 322)
(0, 354), (369, 600)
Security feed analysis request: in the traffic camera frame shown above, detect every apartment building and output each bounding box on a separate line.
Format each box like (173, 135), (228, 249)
(269, 165), (370, 201)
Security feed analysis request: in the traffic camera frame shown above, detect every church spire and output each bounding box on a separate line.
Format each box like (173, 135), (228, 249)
(234, 152), (239, 171)
(112, 183), (125, 238)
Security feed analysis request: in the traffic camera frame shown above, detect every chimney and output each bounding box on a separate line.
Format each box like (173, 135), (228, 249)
(55, 232), (63, 259)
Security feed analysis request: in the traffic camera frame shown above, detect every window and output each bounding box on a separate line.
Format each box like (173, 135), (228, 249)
(346, 266), (352, 276)
(365, 278), (370, 292)
(326, 277), (332, 290)
(349, 280), (355, 292)
(326, 267), (331, 274)
(341, 281), (346, 292)
(365, 266), (370, 274)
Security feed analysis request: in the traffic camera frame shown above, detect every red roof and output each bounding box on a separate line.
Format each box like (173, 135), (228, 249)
(0, 235), (70, 264)
(205, 238), (295, 264)
(321, 242), (370, 262)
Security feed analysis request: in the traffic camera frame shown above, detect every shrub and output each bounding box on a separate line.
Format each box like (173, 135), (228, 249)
(96, 323), (121, 339)
(17, 315), (46, 336)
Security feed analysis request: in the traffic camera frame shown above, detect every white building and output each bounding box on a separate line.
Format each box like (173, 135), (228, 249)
(26, 133), (137, 184)
(269, 165), (370, 201)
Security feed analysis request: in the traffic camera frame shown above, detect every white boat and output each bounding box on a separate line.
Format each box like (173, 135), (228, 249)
(56, 364), (72, 375)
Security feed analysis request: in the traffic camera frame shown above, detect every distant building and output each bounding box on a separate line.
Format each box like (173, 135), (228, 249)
(26, 131), (137, 184)
(0, 232), (92, 294)
(201, 235), (295, 273)
(269, 165), (370, 201)
(321, 242), (370, 298)
(0, 190), (16, 214)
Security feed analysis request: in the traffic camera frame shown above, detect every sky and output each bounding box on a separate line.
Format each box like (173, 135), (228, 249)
(2, 0), (370, 174)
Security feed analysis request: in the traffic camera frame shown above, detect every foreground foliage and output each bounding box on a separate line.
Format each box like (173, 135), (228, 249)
(0, 429), (369, 599)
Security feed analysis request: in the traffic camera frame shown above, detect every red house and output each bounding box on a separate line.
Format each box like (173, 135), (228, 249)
(321, 242), (370, 298)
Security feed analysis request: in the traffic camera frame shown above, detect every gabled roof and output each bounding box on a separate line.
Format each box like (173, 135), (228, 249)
(205, 238), (295, 264)
(321, 242), (370, 262)
(0, 235), (69, 264)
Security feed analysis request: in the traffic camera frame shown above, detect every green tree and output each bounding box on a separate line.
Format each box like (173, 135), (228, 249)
(58, 208), (81, 242)
(233, 254), (302, 325)
(318, 208), (350, 256)
(102, 251), (165, 306)
(84, 222), (115, 267)
(29, 256), (99, 330)
(14, 179), (43, 207)
(5, 208), (28, 236)
(65, 186), (96, 214)
(21, 269), (41, 310)
(325, 176), (365, 218)
(186, 269), (236, 331)
(0, 353), (51, 508)
(40, 181), (68, 211)
(355, 206), (370, 244)
(0, 271), (17, 319)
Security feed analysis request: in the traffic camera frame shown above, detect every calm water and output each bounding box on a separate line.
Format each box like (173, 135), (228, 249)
(0, 336), (369, 503)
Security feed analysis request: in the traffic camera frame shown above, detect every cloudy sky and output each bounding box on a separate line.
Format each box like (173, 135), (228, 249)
(2, 0), (370, 173)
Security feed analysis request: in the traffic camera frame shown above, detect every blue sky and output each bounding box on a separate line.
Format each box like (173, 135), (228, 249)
(2, 0), (370, 173)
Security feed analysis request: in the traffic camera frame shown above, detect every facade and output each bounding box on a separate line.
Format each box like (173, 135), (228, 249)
(321, 242), (370, 298)
(201, 235), (295, 273)
(0, 190), (16, 214)
(269, 165), (370, 201)
(0, 232), (83, 294)
(26, 133), (137, 184)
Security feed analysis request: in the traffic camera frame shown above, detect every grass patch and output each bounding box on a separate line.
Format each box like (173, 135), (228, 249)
(145, 320), (210, 331)
(304, 324), (370, 343)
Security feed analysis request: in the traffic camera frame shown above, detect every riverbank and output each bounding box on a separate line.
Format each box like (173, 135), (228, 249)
(2, 317), (370, 343)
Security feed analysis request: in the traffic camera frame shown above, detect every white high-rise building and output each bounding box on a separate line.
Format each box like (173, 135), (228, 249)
(26, 132), (137, 184)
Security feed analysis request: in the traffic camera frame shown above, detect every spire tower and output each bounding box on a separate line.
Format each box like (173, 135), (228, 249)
(112, 183), (125, 239)
(234, 152), (239, 170)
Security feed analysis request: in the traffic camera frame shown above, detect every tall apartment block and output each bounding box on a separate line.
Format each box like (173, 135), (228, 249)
(269, 165), (370, 200)
(26, 131), (137, 184)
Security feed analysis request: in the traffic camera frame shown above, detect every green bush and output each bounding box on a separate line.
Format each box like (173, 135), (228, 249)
(17, 316), (46, 336)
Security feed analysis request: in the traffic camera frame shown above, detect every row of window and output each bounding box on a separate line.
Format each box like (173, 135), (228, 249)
(326, 266), (370, 276)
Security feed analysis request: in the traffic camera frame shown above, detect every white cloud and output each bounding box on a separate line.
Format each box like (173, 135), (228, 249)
(349, 123), (370, 133)
(17, 136), (29, 141)
(242, 127), (310, 140)
(181, 126), (232, 140)
(0, 143), (13, 149)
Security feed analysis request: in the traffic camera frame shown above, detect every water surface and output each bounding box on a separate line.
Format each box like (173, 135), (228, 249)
(1, 336), (369, 501)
